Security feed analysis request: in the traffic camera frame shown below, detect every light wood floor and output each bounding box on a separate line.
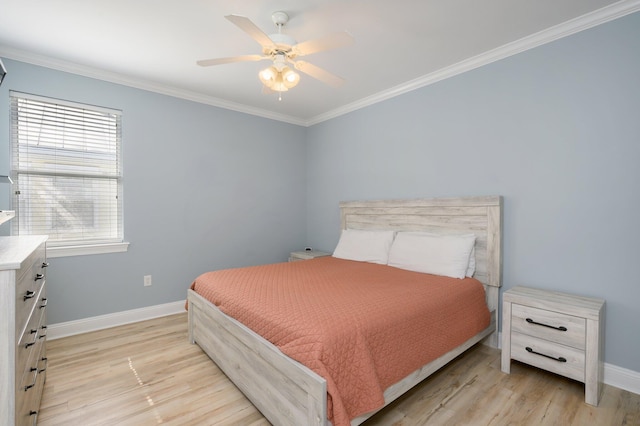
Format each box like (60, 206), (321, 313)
(38, 313), (639, 426)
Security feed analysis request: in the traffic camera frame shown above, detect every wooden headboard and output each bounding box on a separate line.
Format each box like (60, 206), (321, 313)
(339, 196), (503, 317)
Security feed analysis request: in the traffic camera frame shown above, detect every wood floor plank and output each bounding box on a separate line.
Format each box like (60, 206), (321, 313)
(38, 313), (639, 425)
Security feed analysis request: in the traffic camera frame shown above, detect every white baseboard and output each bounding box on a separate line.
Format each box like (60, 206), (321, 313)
(47, 300), (186, 340)
(48, 305), (639, 397)
(604, 363), (640, 396)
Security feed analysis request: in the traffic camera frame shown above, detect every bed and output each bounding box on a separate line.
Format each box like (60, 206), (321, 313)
(187, 196), (502, 426)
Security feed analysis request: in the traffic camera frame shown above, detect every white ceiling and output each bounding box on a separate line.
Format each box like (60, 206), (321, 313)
(0, 0), (637, 126)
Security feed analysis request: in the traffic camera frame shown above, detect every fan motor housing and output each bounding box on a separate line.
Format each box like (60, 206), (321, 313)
(268, 33), (297, 51)
(271, 11), (289, 26)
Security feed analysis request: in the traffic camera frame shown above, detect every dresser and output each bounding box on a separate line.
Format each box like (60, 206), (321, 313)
(501, 286), (605, 406)
(0, 236), (49, 426)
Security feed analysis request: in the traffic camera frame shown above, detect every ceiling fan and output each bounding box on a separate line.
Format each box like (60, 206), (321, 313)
(197, 11), (353, 98)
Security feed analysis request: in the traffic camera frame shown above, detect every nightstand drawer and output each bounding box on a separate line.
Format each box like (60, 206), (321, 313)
(502, 286), (604, 406)
(512, 304), (586, 350)
(511, 332), (585, 382)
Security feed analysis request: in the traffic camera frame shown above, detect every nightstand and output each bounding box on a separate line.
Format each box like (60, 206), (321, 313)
(288, 250), (330, 262)
(501, 286), (605, 406)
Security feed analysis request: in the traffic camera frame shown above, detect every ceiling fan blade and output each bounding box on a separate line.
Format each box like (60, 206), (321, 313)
(294, 61), (345, 88)
(225, 14), (275, 50)
(197, 55), (266, 67)
(292, 31), (353, 57)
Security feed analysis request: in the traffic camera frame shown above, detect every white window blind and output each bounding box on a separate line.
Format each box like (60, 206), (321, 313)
(10, 92), (123, 248)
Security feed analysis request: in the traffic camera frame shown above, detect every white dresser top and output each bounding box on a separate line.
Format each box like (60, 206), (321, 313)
(0, 235), (48, 271)
(0, 210), (15, 226)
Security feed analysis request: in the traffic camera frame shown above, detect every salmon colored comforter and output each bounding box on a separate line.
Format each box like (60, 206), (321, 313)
(190, 256), (490, 426)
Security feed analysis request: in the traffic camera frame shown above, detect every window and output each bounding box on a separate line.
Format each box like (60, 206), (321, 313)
(10, 92), (127, 256)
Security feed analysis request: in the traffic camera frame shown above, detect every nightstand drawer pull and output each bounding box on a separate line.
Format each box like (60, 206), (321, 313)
(526, 317), (567, 332)
(24, 290), (35, 301)
(526, 346), (567, 363)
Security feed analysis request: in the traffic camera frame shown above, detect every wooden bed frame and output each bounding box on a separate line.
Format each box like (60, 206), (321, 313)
(188, 195), (503, 425)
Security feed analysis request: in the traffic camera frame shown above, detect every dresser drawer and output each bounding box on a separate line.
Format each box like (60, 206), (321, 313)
(15, 343), (47, 426)
(16, 292), (47, 389)
(511, 303), (586, 350)
(14, 242), (45, 282)
(16, 292), (47, 380)
(15, 245), (47, 338)
(511, 332), (585, 382)
(1, 236), (49, 426)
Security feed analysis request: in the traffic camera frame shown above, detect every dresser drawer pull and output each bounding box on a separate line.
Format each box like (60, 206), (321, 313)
(526, 317), (567, 331)
(25, 367), (38, 391)
(39, 356), (48, 373)
(35, 273), (45, 281)
(526, 346), (567, 363)
(25, 333), (38, 348)
(42, 262), (50, 268)
(40, 297), (48, 308)
(30, 411), (38, 416)
(24, 290), (35, 301)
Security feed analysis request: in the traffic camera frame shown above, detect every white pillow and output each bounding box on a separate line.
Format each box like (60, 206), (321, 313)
(466, 246), (476, 277)
(332, 229), (396, 265)
(387, 232), (476, 279)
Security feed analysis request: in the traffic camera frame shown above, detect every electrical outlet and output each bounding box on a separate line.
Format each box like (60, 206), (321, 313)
(144, 275), (152, 287)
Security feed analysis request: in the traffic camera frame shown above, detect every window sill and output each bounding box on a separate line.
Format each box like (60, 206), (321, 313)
(47, 242), (130, 258)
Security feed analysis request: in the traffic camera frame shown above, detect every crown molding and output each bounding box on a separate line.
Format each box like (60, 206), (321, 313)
(306, 0), (640, 126)
(0, 46), (307, 127)
(2, 0), (639, 128)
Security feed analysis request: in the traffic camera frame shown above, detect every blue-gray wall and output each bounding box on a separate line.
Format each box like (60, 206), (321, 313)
(0, 60), (308, 323)
(306, 12), (640, 372)
(1, 11), (639, 374)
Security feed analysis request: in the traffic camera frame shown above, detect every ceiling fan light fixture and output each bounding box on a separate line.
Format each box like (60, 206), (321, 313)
(282, 67), (300, 87)
(259, 65), (299, 92)
(199, 11), (353, 99)
(259, 66), (277, 87)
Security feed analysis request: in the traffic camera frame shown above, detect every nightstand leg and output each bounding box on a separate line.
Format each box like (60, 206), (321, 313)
(584, 317), (602, 406)
(501, 299), (512, 374)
